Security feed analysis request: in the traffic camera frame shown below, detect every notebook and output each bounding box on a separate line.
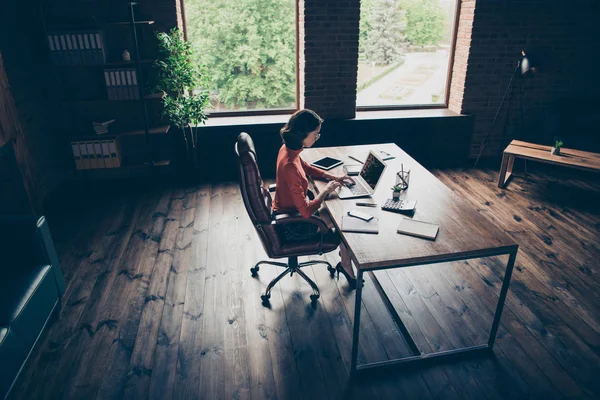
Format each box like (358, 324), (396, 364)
(396, 218), (439, 240)
(343, 164), (362, 176)
(378, 150), (395, 161)
(341, 216), (379, 234)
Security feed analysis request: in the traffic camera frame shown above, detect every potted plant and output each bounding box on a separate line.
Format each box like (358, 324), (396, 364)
(154, 28), (210, 168)
(551, 138), (563, 155)
(391, 185), (402, 200)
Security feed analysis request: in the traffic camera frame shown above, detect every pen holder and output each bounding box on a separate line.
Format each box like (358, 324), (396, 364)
(395, 170), (410, 191)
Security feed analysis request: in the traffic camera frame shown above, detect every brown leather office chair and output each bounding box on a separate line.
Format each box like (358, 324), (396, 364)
(235, 132), (340, 304)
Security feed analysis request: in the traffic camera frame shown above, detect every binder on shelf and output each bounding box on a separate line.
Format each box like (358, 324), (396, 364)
(131, 69), (140, 99)
(93, 141), (105, 168)
(82, 33), (92, 64)
(126, 70), (134, 100)
(114, 70), (122, 100)
(108, 139), (121, 168)
(71, 142), (83, 170)
(52, 35), (63, 65)
(47, 35), (59, 64)
(101, 140), (113, 168)
(77, 34), (86, 64)
(104, 71), (113, 100)
(86, 141), (98, 168)
(120, 70), (129, 100)
(59, 34), (68, 65)
(79, 142), (91, 169)
(109, 71), (118, 100)
(70, 33), (81, 64)
(94, 32), (106, 64)
(89, 33), (98, 63)
(65, 34), (74, 65)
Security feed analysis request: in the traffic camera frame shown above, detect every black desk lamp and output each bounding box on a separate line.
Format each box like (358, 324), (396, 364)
(474, 50), (537, 166)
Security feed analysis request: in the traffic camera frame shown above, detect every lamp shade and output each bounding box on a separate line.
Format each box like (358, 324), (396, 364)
(520, 49), (536, 76)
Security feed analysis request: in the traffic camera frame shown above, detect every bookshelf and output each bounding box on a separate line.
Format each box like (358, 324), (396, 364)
(42, 1), (172, 178)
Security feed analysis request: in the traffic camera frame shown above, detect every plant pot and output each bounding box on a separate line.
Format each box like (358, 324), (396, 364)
(392, 191), (401, 200)
(551, 147), (561, 155)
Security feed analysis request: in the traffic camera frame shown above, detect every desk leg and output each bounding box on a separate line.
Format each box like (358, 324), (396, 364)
(350, 269), (364, 376)
(488, 251), (517, 348)
(498, 154), (514, 188)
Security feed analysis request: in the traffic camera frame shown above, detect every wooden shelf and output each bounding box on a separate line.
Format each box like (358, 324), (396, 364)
(61, 93), (163, 105)
(48, 21), (155, 29)
(74, 159), (171, 180)
(55, 59), (155, 68)
(108, 20), (155, 26)
(73, 125), (170, 141)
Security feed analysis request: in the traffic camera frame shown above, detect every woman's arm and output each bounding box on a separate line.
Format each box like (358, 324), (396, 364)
(285, 164), (341, 218)
(300, 158), (355, 184)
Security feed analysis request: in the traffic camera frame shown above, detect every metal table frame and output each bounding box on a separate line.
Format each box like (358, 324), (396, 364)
(350, 248), (518, 375)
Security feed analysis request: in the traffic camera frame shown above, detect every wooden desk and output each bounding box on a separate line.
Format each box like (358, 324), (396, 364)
(499, 140), (600, 188)
(302, 144), (518, 375)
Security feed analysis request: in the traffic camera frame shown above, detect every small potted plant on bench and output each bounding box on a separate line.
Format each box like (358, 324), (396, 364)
(551, 137), (563, 155)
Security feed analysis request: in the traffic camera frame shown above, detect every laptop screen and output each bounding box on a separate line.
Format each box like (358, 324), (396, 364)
(360, 151), (386, 190)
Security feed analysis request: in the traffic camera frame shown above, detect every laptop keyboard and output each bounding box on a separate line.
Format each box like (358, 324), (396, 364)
(348, 183), (369, 195)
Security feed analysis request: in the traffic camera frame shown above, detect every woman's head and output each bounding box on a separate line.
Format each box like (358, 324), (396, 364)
(280, 109), (323, 150)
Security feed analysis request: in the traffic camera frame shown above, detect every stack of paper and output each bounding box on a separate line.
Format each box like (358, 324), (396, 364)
(93, 119), (116, 135)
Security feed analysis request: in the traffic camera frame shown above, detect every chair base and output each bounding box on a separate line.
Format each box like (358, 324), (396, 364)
(251, 256), (336, 304)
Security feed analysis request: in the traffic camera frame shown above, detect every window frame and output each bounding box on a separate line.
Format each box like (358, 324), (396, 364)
(179, 0), (300, 117)
(355, 0), (462, 112)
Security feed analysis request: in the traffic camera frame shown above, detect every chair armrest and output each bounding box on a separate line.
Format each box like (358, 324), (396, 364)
(272, 212), (329, 233)
(271, 213), (330, 254)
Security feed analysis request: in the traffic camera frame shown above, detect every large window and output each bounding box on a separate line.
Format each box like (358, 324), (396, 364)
(357, 0), (459, 108)
(184, 0), (297, 113)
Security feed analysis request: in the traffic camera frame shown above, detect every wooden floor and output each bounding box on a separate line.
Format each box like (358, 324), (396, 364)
(9, 165), (600, 400)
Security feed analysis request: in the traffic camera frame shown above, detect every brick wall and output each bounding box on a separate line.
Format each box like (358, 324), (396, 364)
(301, 0), (361, 119)
(448, 0), (474, 114)
(459, 0), (600, 159)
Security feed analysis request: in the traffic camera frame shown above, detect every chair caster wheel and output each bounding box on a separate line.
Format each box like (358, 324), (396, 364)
(310, 294), (320, 302)
(327, 264), (336, 277)
(261, 294), (271, 304)
(250, 266), (259, 276)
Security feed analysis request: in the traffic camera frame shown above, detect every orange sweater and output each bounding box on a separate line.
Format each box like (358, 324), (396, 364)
(272, 144), (326, 218)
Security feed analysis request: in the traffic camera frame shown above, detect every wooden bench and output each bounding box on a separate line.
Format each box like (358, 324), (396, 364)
(498, 140), (600, 188)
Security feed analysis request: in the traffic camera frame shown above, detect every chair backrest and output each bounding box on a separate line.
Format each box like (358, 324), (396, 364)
(235, 132), (282, 257)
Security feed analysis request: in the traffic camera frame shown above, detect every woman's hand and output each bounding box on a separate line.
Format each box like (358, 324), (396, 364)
(323, 180), (342, 194)
(331, 174), (355, 186)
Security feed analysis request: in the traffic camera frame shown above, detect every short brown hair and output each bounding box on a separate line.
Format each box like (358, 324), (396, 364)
(280, 109), (323, 150)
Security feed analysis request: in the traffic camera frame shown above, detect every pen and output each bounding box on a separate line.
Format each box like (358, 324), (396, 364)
(356, 202), (377, 207)
(348, 155), (364, 164)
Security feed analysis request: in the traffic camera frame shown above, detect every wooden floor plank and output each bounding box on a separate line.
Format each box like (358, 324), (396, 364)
(221, 186), (252, 400)
(147, 188), (195, 400)
(172, 185), (212, 400)
(196, 184), (244, 400)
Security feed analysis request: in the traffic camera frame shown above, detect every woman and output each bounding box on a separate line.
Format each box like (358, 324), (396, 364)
(272, 109), (358, 286)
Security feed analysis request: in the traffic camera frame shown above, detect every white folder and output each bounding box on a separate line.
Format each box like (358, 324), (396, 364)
(71, 142), (83, 170)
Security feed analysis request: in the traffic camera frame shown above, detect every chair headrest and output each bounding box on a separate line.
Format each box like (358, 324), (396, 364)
(235, 132), (257, 161)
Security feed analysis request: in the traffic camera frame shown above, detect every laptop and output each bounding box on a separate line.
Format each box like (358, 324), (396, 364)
(337, 150), (387, 199)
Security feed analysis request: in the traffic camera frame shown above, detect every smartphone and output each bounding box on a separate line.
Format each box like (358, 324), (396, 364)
(347, 210), (374, 222)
